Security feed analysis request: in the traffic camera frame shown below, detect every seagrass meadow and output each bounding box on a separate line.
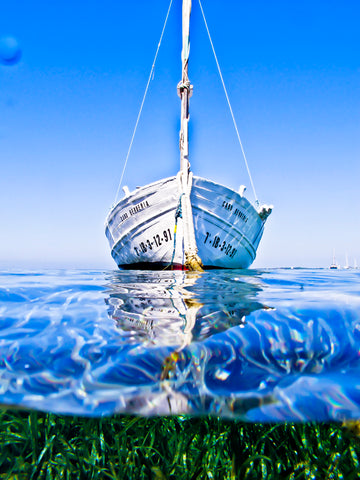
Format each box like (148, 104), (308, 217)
(1, 410), (360, 479)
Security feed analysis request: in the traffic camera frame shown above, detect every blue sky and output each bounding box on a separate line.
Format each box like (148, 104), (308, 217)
(1, 0), (359, 269)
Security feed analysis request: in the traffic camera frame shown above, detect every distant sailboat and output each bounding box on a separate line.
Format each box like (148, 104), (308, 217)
(105, 0), (272, 270)
(330, 249), (339, 269)
(344, 252), (350, 269)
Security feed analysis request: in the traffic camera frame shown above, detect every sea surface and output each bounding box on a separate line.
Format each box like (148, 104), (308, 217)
(1, 268), (360, 422)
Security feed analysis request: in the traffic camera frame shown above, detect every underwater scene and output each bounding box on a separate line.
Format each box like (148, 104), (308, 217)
(1, 268), (360, 422)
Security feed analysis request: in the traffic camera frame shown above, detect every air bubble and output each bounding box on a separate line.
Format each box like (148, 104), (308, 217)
(0, 36), (22, 65)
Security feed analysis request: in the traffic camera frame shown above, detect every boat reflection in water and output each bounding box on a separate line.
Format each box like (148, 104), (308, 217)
(104, 270), (274, 417)
(104, 269), (360, 422)
(106, 270), (267, 347)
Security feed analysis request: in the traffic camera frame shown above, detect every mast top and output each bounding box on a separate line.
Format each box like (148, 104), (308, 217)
(181, 0), (192, 82)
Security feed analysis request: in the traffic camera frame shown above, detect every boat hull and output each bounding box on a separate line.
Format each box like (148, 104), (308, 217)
(105, 176), (266, 269)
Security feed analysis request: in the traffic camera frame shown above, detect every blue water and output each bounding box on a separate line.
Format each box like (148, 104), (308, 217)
(1, 268), (360, 421)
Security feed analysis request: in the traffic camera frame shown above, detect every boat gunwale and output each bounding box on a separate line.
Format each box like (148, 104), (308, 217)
(105, 174), (262, 227)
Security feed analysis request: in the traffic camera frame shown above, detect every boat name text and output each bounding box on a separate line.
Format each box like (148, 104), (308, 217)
(129, 200), (150, 216)
(117, 200), (150, 223)
(221, 201), (248, 223)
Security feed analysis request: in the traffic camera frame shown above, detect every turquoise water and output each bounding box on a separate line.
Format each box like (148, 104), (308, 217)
(1, 268), (360, 421)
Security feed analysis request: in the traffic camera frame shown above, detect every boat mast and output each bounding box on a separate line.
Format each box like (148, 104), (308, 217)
(178, 0), (193, 174)
(177, 0), (203, 271)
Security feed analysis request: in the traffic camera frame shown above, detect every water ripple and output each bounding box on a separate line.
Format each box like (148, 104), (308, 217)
(0, 268), (360, 420)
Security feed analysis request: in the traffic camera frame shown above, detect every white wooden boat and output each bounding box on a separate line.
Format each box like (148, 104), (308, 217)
(105, 0), (272, 270)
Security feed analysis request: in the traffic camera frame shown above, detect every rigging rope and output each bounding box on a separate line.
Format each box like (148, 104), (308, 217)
(168, 193), (184, 269)
(198, 0), (258, 204)
(114, 0), (174, 204)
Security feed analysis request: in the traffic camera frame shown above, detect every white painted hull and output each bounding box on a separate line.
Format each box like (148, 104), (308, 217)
(105, 175), (267, 269)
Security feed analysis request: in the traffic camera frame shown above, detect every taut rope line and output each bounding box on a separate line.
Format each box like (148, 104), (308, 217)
(198, 0), (258, 204)
(114, 0), (174, 204)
